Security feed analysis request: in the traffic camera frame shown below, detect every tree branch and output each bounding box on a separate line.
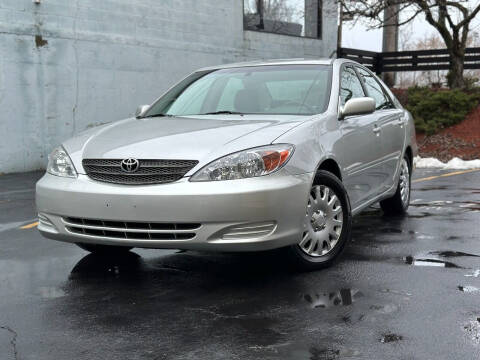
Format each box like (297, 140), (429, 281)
(457, 4), (480, 29)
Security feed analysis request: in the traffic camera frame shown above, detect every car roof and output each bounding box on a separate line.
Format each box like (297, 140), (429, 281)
(197, 58), (353, 71)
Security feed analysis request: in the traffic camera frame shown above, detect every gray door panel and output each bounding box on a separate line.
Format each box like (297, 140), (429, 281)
(337, 65), (385, 209)
(378, 109), (405, 190)
(365, 109), (404, 192)
(338, 114), (382, 209)
(354, 66), (404, 194)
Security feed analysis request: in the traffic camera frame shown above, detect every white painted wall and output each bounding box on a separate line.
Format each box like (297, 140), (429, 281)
(0, 0), (337, 173)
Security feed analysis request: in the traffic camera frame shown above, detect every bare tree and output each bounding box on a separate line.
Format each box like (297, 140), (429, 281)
(340, 0), (480, 88)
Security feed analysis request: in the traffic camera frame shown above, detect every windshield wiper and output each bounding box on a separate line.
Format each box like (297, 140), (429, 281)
(141, 113), (174, 118)
(200, 111), (244, 115)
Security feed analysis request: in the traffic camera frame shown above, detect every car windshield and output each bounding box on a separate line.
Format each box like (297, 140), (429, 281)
(143, 65), (332, 117)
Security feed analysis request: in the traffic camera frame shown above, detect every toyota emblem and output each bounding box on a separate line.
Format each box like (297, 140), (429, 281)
(120, 158), (140, 173)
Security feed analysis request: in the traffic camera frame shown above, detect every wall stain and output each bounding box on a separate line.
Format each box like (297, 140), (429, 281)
(35, 35), (48, 48)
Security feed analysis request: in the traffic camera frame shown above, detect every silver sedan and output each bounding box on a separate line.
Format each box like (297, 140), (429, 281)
(36, 58), (417, 270)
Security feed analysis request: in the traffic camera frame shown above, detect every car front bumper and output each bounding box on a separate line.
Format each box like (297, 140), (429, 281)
(36, 170), (312, 252)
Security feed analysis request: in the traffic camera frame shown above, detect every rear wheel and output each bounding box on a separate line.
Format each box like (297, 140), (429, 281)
(76, 243), (133, 253)
(380, 156), (411, 215)
(284, 170), (352, 271)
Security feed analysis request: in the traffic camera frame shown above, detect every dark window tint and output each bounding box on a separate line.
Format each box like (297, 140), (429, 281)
(340, 66), (365, 106)
(356, 67), (394, 110)
(244, 0), (323, 39)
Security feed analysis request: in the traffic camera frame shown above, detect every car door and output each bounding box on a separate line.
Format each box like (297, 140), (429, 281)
(337, 65), (383, 210)
(356, 67), (405, 192)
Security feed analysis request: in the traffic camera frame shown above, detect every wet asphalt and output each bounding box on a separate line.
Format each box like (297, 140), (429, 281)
(1, 169), (480, 360)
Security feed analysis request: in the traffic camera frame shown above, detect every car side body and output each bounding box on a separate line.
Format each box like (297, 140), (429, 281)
(36, 58), (417, 264)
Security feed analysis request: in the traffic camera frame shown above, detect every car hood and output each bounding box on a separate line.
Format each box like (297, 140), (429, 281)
(64, 115), (310, 174)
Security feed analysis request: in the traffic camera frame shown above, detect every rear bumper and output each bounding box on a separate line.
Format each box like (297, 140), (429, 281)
(36, 170), (312, 251)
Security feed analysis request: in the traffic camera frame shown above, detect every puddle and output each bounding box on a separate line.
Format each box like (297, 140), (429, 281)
(464, 318), (480, 345)
(379, 289), (412, 297)
(465, 270), (480, 278)
(309, 347), (340, 360)
(411, 200), (453, 206)
(411, 199), (424, 203)
(37, 286), (66, 299)
(407, 212), (432, 219)
(409, 200), (480, 213)
(458, 286), (480, 293)
(370, 304), (399, 314)
(380, 333), (403, 343)
(404, 256), (463, 268)
(416, 185), (449, 191)
(429, 251), (479, 258)
(417, 234), (434, 240)
(286, 346), (361, 359)
(304, 289), (363, 309)
(380, 228), (403, 234)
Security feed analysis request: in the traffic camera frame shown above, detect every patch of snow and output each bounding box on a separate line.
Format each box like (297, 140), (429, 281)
(414, 156), (480, 170)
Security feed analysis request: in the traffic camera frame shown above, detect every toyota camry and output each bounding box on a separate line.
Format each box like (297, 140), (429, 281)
(36, 58), (417, 270)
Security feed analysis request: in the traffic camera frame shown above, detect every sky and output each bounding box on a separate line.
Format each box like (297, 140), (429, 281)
(342, 2), (480, 51)
(342, 17), (434, 52)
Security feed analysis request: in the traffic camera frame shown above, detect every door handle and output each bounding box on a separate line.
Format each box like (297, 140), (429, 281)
(396, 118), (405, 127)
(373, 125), (381, 135)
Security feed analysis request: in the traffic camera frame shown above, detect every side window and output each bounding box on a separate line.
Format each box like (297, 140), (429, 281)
(340, 66), (365, 106)
(356, 67), (394, 110)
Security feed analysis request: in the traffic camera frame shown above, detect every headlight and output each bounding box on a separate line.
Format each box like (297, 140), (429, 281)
(190, 144), (294, 181)
(47, 146), (77, 178)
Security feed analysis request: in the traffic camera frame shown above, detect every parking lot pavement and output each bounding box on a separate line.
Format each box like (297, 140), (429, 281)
(1, 169), (480, 360)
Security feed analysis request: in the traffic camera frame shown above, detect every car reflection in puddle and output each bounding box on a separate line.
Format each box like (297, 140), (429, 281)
(69, 251), (143, 279)
(304, 289), (364, 309)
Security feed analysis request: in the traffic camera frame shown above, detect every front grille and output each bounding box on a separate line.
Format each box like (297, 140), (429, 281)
(63, 217), (200, 241)
(82, 159), (199, 185)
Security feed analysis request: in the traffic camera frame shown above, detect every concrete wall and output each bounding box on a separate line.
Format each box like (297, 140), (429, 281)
(0, 0), (337, 173)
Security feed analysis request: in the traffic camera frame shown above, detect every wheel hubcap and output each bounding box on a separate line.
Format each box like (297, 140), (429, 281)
(399, 159), (410, 207)
(311, 210), (327, 231)
(299, 185), (344, 257)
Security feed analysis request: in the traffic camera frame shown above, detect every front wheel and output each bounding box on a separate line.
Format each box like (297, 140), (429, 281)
(284, 170), (352, 271)
(76, 243), (133, 253)
(380, 156), (411, 216)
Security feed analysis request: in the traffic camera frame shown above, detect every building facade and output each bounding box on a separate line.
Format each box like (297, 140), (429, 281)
(0, 0), (337, 173)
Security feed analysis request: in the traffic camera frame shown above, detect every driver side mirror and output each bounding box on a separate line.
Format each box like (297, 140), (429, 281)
(135, 104), (150, 118)
(339, 97), (375, 119)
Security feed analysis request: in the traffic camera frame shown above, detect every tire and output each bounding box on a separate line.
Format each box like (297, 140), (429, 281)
(380, 156), (411, 216)
(284, 170), (352, 271)
(76, 243), (133, 253)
